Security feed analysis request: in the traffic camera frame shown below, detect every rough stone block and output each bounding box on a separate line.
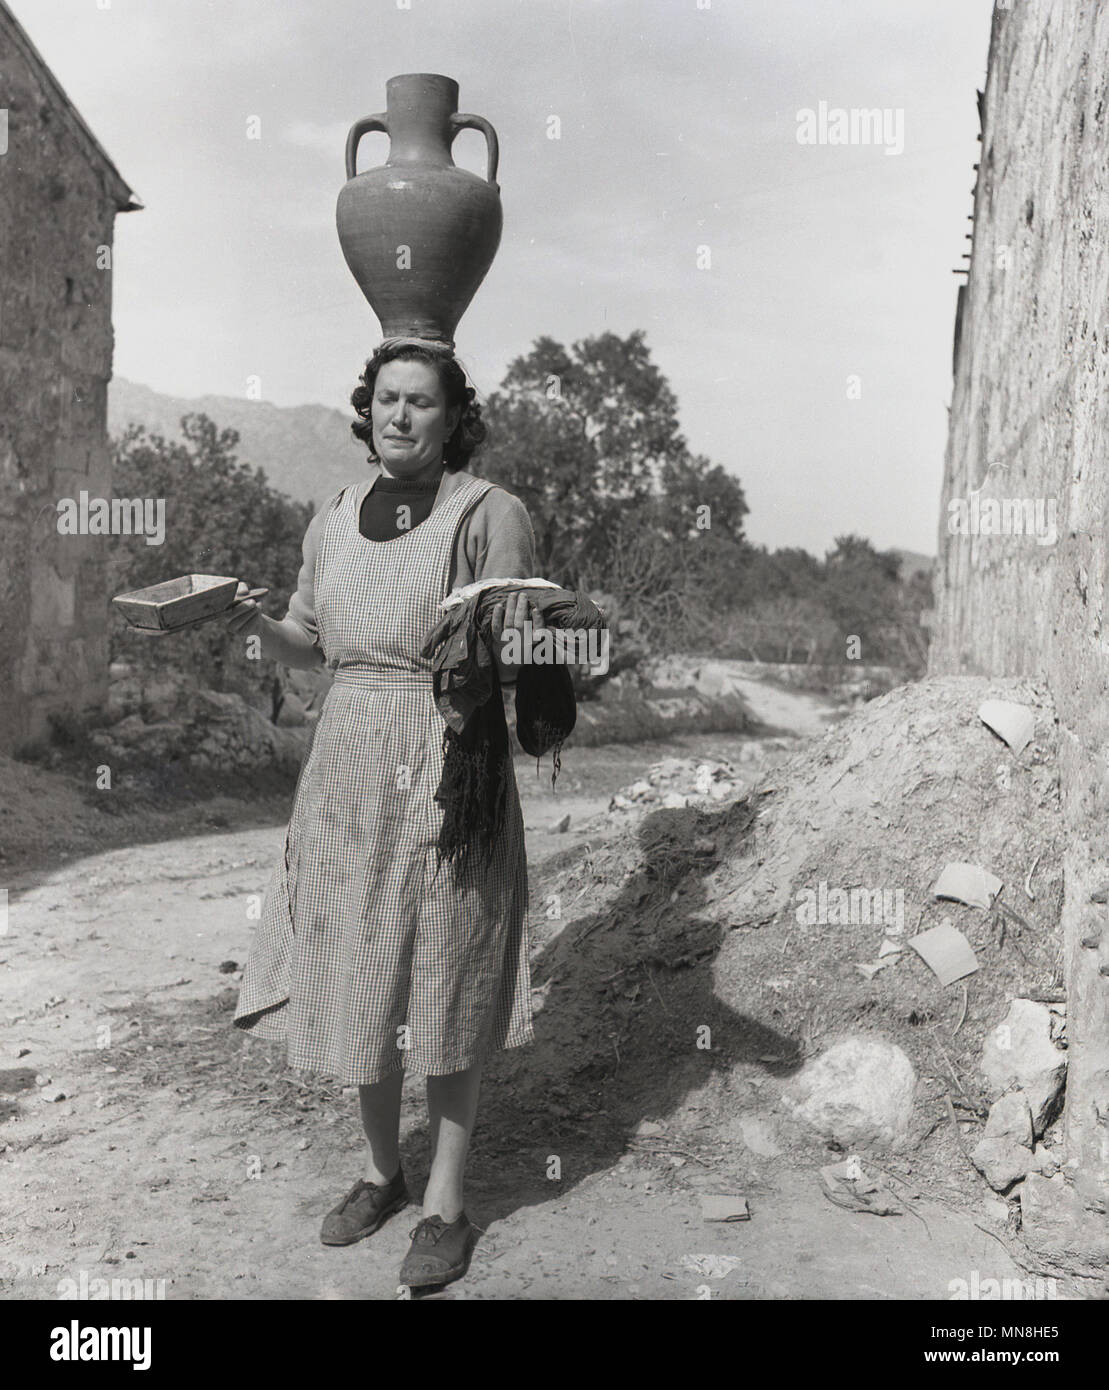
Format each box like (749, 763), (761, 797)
(980, 999), (1067, 1137)
(1021, 1171), (1109, 1271)
(983, 1090), (1034, 1145)
(970, 1136), (1032, 1192)
(783, 1036), (916, 1151)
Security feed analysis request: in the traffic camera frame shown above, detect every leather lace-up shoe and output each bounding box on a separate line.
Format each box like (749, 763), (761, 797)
(398, 1212), (479, 1287)
(320, 1168), (409, 1246)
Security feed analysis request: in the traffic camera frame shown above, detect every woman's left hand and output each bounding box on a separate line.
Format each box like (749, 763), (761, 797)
(490, 589), (547, 667)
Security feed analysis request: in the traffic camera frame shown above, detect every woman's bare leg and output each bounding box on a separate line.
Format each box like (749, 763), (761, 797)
(358, 1068), (404, 1185)
(423, 1063), (483, 1221)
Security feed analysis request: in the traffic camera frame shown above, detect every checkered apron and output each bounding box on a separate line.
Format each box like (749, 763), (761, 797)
(234, 475), (533, 1084)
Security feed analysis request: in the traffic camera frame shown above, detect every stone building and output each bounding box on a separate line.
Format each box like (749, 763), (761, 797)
(0, 1), (140, 754)
(931, 1), (1109, 1262)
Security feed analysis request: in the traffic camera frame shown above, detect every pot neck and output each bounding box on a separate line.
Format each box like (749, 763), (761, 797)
(384, 75), (458, 166)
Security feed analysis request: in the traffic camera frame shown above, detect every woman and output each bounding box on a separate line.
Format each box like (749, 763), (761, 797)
(228, 341), (547, 1291)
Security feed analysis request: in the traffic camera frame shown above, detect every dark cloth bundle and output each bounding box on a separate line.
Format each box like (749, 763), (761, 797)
(419, 584), (608, 874)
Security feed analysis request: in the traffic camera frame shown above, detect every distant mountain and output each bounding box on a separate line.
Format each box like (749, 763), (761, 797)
(108, 378), (369, 507)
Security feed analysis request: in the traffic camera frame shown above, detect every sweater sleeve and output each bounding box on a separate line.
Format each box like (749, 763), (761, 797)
(284, 491), (343, 649)
(452, 485), (543, 687)
(453, 485), (540, 587)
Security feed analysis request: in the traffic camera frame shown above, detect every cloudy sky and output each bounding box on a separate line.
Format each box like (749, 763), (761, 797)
(13, 0), (995, 556)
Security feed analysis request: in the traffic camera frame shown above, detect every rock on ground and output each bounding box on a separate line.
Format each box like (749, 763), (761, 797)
(979, 998), (1067, 1137)
(970, 1092), (1037, 1191)
(783, 1036), (917, 1151)
(970, 1137), (1033, 1191)
(92, 677), (309, 775)
(983, 1091), (1034, 1145)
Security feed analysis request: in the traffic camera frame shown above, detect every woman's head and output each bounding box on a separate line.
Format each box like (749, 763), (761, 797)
(350, 343), (486, 475)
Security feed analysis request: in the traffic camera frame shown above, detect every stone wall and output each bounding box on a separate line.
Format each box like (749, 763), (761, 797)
(0, 5), (136, 754)
(931, 0), (1109, 1244)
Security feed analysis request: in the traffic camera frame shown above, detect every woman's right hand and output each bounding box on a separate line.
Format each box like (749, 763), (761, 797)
(225, 581), (266, 636)
(222, 586), (324, 670)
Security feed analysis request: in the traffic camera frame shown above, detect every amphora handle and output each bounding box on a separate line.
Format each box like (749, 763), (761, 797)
(345, 114), (388, 180)
(449, 113), (500, 186)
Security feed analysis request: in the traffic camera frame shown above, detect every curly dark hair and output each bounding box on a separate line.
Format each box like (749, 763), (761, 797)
(350, 343), (487, 472)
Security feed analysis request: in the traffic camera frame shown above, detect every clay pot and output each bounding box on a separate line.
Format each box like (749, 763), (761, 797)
(335, 74), (502, 346)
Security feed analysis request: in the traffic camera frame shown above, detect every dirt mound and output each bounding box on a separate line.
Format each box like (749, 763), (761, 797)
(0, 756), (95, 866)
(0, 750), (290, 874)
(517, 674), (1065, 1211)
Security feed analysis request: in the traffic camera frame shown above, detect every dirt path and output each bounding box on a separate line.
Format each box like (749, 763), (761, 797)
(724, 676), (837, 739)
(0, 709), (1049, 1301)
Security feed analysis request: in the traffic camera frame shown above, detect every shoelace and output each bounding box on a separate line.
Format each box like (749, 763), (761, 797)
(408, 1216), (452, 1244)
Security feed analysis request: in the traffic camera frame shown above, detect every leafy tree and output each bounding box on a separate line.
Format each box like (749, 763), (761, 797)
(107, 414), (312, 710)
(879, 565), (933, 674)
(722, 593), (840, 663)
(821, 534), (906, 659)
(480, 331), (748, 590)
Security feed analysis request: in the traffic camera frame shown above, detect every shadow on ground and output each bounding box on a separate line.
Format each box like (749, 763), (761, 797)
(406, 797), (804, 1231)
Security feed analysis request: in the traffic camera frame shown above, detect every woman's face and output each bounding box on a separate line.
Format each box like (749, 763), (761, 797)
(371, 358), (461, 478)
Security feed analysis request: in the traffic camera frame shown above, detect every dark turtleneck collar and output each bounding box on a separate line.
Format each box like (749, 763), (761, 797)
(373, 471), (444, 492)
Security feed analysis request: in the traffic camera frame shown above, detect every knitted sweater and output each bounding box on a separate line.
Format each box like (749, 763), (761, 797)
(284, 462), (539, 679)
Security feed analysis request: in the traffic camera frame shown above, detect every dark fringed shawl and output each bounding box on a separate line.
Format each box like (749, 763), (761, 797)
(419, 585), (608, 876)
